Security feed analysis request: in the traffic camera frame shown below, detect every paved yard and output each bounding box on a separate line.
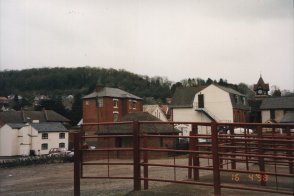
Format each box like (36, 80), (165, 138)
(0, 158), (292, 196)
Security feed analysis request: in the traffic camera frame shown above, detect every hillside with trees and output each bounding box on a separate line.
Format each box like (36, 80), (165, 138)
(0, 66), (262, 125)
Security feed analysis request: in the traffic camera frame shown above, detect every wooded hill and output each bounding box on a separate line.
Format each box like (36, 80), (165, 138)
(0, 67), (256, 125)
(0, 67), (172, 101)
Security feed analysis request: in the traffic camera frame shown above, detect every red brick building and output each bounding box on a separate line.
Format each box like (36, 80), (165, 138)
(83, 112), (179, 160)
(83, 84), (143, 124)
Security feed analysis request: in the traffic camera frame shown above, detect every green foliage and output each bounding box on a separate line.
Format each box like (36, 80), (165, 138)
(0, 67), (172, 103)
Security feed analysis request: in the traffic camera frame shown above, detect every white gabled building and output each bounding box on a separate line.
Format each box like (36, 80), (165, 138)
(170, 84), (250, 135)
(0, 110), (70, 156)
(143, 104), (168, 122)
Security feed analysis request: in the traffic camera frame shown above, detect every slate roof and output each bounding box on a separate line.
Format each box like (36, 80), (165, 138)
(215, 85), (244, 96)
(97, 112), (179, 134)
(7, 123), (26, 129)
(170, 86), (207, 108)
(83, 87), (142, 100)
(280, 111), (294, 123)
(260, 97), (294, 110)
(31, 122), (68, 132)
(0, 110), (70, 124)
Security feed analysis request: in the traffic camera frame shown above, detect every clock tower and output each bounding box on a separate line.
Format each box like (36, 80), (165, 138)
(253, 75), (269, 99)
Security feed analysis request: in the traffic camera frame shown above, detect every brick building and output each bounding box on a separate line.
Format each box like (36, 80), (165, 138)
(82, 84), (143, 125)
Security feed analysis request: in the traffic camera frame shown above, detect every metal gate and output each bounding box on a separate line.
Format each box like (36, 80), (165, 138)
(74, 121), (294, 196)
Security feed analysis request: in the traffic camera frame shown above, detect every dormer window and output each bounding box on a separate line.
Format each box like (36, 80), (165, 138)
(113, 99), (118, 108)
(234, 95), (238, 103)
(242, 97), (246, 105)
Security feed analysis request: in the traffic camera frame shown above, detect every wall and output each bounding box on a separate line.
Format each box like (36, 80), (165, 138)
(151, 106), (168, 122)
(0, 124), (19, 156)
(261, 110), (284, 123)
(83, 97), (143, 124)
(197, 85), (234, 122)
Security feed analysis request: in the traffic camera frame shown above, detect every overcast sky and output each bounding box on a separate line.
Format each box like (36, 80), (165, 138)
(0, 0), (293, 91)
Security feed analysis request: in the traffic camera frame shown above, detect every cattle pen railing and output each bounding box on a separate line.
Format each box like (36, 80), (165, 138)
(74, 121), (294, 196)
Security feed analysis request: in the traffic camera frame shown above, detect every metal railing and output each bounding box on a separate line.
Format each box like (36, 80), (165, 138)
(74, 121), (294, 196)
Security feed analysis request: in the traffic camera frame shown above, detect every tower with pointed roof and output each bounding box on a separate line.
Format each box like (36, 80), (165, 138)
(253, 75), (269, 99)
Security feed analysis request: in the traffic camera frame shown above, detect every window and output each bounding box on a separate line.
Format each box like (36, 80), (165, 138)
(242, 97), (246, 105)
(113, 112), (119, 122)
(97, 98), (103, 108)
(59, 143), (65, 148)
(270, 110), (275, 120)
(113, 99), (118, 108)
(234, 95), (238, 103)
(41, 143), (48, 150)
(59, 133), (65, 139)
(198, 94), (204, 108)
(42, 133), (48, 139)
(129, 100), (137, 109)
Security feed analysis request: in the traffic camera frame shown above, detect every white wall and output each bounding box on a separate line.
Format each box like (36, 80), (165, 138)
(34, 130), (68, 155)
(261, 110), (284, 123)
(152, 106), (168, 122)
(0, 124), (19, 156)
(196, 85), (233, 122)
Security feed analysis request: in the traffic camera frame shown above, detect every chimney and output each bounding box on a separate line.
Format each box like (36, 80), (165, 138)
(96, 82), (104, 92)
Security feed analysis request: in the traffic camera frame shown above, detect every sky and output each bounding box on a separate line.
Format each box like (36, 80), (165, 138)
(0, 0), (293, 91)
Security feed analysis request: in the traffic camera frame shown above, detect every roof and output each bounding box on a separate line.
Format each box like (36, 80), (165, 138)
(7, 123), (26, 129)
(83, 87), (142, 100)
(260, 97), (294, 109)
(170, 84), (248, 109)
(253, 76), (270, 91)
(31, 122), (68, 132)
(0, 110), (70, 124)
(170, 86), (206, 108)
(215, 85), (244, 96)
(97, 112), (179, 134)
(280, 111), (294, 123)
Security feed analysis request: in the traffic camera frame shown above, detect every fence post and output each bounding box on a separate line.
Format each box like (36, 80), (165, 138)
(229, 126), (236, 169)
(133, 121), (141, 191)
(211, 122), (221, 196)
(74, 132), (81, 196)
(257, 126), (266, 186)
(143, 133), (149, 189)
(285, 126), (293, 174)
(188, 124), (193, 179)
(192, 124), (200, 180)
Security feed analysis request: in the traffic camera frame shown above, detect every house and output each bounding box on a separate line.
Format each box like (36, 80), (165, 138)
(82, 84), (143, 125)
(260, 96), (294, 123)
(0, 110), (70, 156)
(83, 112), (179, 160)
(143, 104), (168, 122)
(170, 84), (250, 135)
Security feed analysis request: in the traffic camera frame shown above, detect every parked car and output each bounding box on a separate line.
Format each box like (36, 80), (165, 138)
(48, 148), (74, 157)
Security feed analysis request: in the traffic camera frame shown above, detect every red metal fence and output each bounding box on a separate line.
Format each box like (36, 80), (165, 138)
(74, 121), (294, 196)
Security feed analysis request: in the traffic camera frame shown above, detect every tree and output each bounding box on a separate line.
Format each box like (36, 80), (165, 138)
(12, 94), (21, 111)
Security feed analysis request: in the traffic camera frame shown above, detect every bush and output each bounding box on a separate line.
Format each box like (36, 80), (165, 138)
(0, 155), (73, 168)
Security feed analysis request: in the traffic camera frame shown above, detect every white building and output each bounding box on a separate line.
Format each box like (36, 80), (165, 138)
(170, 84), (250, 135)
(143, 104), (168, 122)
(0, 110), (70, 156)
(260, 96), (294, 123)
